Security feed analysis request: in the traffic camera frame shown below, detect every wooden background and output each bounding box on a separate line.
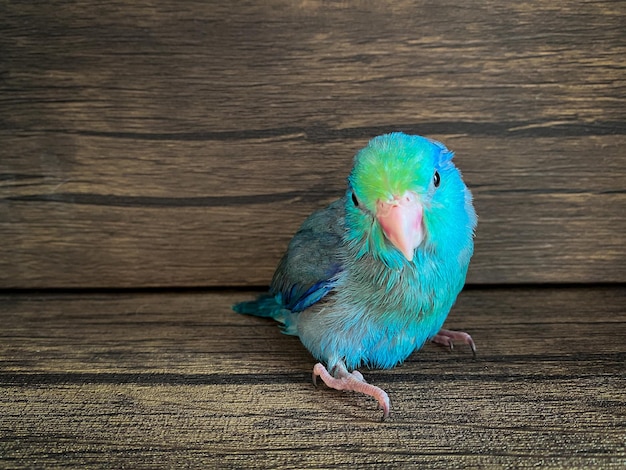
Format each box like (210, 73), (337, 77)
(1, 0), (624, 288)
(1, 1), (625, 468)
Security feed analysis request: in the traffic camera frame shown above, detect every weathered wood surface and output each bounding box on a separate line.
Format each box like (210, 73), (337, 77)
(1, 1), (625, 288)
(1, 287), (624, 468)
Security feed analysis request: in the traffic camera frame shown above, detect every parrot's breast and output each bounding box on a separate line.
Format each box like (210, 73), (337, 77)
(296, 265), (460, 371)
(292, 200), (472, 372)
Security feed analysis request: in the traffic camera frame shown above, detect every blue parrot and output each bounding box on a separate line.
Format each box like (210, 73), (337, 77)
(234, 132), (477, 419)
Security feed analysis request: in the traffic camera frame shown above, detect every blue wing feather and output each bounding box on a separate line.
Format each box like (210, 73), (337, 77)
(233, 198), (346, 330)
(289, 274), (339, 313)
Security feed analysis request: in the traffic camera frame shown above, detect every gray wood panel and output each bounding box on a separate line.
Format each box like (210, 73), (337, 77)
(1, 1), (625, 288)
(1, 287), (625, 467)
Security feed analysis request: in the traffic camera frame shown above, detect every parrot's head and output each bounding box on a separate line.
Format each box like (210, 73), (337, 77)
(345, 132), (476, 269)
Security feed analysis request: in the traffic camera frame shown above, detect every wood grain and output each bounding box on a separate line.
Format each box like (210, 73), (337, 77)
(1, 1), (625, 288)
(1, 287), (624, 467)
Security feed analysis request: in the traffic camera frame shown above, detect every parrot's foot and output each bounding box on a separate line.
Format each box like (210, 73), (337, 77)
(312, 362), (390, 420)
(432, 328), (477, 357)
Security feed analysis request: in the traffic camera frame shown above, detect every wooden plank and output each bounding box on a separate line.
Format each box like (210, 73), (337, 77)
(1, 287), (625, 467)
(1, 1), (625, 288)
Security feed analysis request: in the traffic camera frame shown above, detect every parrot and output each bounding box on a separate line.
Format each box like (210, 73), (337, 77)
(234, 132), (477, 419)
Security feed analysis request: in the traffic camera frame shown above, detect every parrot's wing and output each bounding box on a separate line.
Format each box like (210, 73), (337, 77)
(270, 197), (346, 312)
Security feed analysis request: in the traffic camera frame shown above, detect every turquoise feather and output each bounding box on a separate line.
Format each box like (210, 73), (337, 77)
(234, 132), (477, 374)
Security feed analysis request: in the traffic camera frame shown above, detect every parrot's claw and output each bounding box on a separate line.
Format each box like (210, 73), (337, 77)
(432, 328), (477, 357)
(312, 362), (390, 420)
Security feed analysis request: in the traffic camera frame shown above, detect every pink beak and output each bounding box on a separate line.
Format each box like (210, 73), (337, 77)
(376, 191), (424, 262)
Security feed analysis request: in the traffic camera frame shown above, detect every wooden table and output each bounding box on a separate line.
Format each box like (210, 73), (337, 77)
(2, 287), (624, 468)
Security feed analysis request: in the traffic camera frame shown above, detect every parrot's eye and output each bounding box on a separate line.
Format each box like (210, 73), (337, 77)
(351, 192), (360, 207)
(433, 171), (441, 188)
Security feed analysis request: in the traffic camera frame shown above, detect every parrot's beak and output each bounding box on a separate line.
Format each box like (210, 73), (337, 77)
(376, 191), (424, 262)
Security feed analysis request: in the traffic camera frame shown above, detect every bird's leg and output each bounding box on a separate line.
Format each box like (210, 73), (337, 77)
(312, 362), (390, 420)
(432, 328), (477, 357)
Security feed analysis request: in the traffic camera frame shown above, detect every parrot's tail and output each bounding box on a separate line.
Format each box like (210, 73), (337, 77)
(233, 293), (282, 318)
(233, 294), (297, 335)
